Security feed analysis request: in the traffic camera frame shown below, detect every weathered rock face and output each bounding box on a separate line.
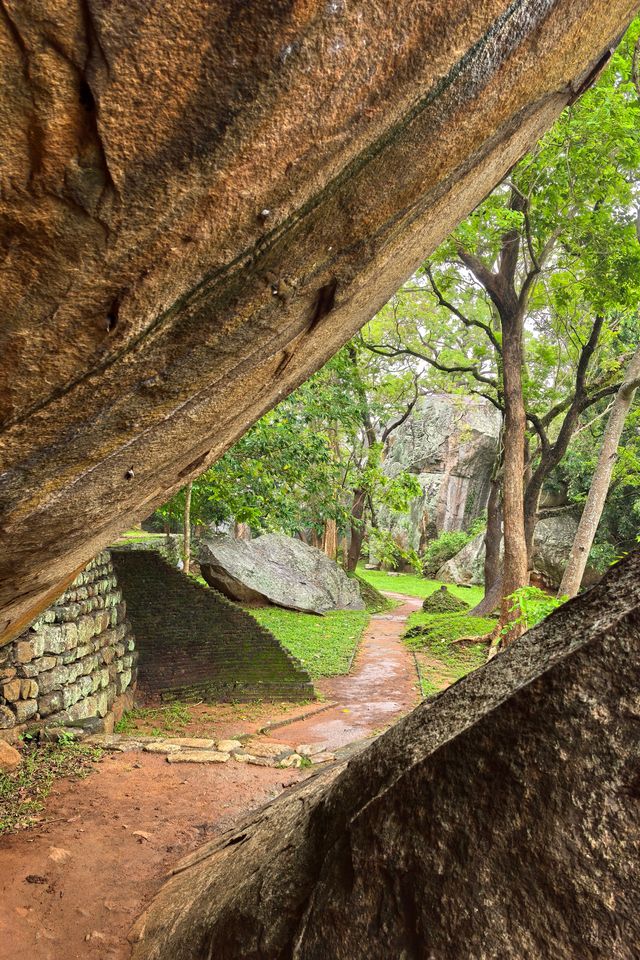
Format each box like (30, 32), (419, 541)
(130, 550), (640, 960)
(383, 394), (501, 550)
(1, 1), (636, 644)
(437, 512), (600, 588)
(200, 534), (364, 614)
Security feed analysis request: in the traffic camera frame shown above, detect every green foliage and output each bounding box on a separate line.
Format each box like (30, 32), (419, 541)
(247, 607), (370, 679)
(367, 527), (421, 573)
(422, 531), (471, 577)
(503, 586), (567, 634)
(0, 741), (103, 835)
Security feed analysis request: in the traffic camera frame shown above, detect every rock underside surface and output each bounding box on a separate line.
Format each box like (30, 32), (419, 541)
(1, 0), (637, 643)
(130, 551), (640, 960)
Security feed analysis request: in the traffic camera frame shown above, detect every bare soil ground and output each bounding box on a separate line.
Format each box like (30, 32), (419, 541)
(0, 594), (420, 959)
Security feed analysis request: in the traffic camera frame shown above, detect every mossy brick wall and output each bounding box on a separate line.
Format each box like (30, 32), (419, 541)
(111, 549), (314, 702)
(0, 551), (136, 735)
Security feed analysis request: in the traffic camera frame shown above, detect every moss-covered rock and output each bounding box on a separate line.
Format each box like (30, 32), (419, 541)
(421, 586), (469, 614)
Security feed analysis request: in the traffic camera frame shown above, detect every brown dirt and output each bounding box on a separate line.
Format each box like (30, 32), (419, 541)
(0, 593), (420, 958)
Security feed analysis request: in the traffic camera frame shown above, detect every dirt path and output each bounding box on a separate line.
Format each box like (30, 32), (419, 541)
(268, 593), (422, 750)
(0, 593), (421, 959)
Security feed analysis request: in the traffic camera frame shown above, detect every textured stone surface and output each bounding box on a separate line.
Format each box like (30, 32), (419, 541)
(200, 534), (364, 613)
(437, 512), (600, 588)
(0, 552), (136, 735)
(0, 739), (21, 773)
(131, 550), (640, 959)
(383, 394), (501, 550)
(1, 0), (637, 644)
(166, 751), (230, 765)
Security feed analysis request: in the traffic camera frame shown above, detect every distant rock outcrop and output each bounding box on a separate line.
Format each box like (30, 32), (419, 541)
(382, 394), (501, 552)
(437, 512), (600, 589)
(200, 534), (364, 615)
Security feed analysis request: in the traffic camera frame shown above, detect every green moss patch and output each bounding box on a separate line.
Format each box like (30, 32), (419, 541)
(421, 586), (470, 614)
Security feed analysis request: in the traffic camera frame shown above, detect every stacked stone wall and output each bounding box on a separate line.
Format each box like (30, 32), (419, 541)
(111, 549), (314, 702)
(0, 552), (136, 737)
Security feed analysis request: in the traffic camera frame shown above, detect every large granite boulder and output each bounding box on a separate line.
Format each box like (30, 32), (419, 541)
(437, 512), (600, 589)
(1, 2), (632, 646)
(130, 550), (640, 960)
(200, 534), (364, 614)
(382, 394), (501, 551)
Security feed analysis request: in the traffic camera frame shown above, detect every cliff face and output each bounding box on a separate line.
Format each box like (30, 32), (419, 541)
(383, 394), (501, 550)
(1, 0), (637, 642)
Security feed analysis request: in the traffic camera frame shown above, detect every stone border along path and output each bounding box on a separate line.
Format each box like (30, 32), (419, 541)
(85, 592), (422, 762)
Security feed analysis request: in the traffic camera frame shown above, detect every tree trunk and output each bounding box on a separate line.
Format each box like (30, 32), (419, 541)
(347, 489), (367, 573)
(559, 346), (640, 598)
(183, 482), (192, 575)
(470, 473), (503, 617)
(499, 316), (529, 641)
(130, 552), (640, 960)
(322, 519), (338, 560)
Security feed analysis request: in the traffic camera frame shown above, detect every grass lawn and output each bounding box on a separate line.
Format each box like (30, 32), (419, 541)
(357, 566), (484, 607)
(404, 608), (495, 698)
(247, 607), (370, 679)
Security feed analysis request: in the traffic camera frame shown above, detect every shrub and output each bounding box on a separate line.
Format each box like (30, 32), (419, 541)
(503, 586), (567, 634)
(422, 531), (470, 577)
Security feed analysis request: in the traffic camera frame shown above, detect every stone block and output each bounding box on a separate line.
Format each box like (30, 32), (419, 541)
(62, 682), (82, 709)
(41, 625), (67, 655)
(102, 647), (116, 666)
(0, 667), (17, 681)
(63, 621), (78, 649)
(14, 699), (37, 722)
(39, 690), (63, 716)
(20, 679), (38, 699)
(96, 687), (112, 717)
(38, 665), (69, 695)
(117, 669), (132, 695)
(0, 705), (16, 729)
(0, 740), (22, 773)
(76, 616), (96, 645)
(2, 679), (21, 702)
(17, 662), (38, 678)
(14, 640), (35, 663)
(33, 655), (57, 673)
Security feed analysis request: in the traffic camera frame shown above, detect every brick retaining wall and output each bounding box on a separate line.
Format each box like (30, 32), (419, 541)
(111, 549), (314, 702)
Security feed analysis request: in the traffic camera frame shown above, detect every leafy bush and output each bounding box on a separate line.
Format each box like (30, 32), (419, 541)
(503, 586), (567, 634)
(422, 531), (470, 577)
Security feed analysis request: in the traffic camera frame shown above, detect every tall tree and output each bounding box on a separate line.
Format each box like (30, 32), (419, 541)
(559, 343), (640, 597)
(363, 24), (640, 638)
